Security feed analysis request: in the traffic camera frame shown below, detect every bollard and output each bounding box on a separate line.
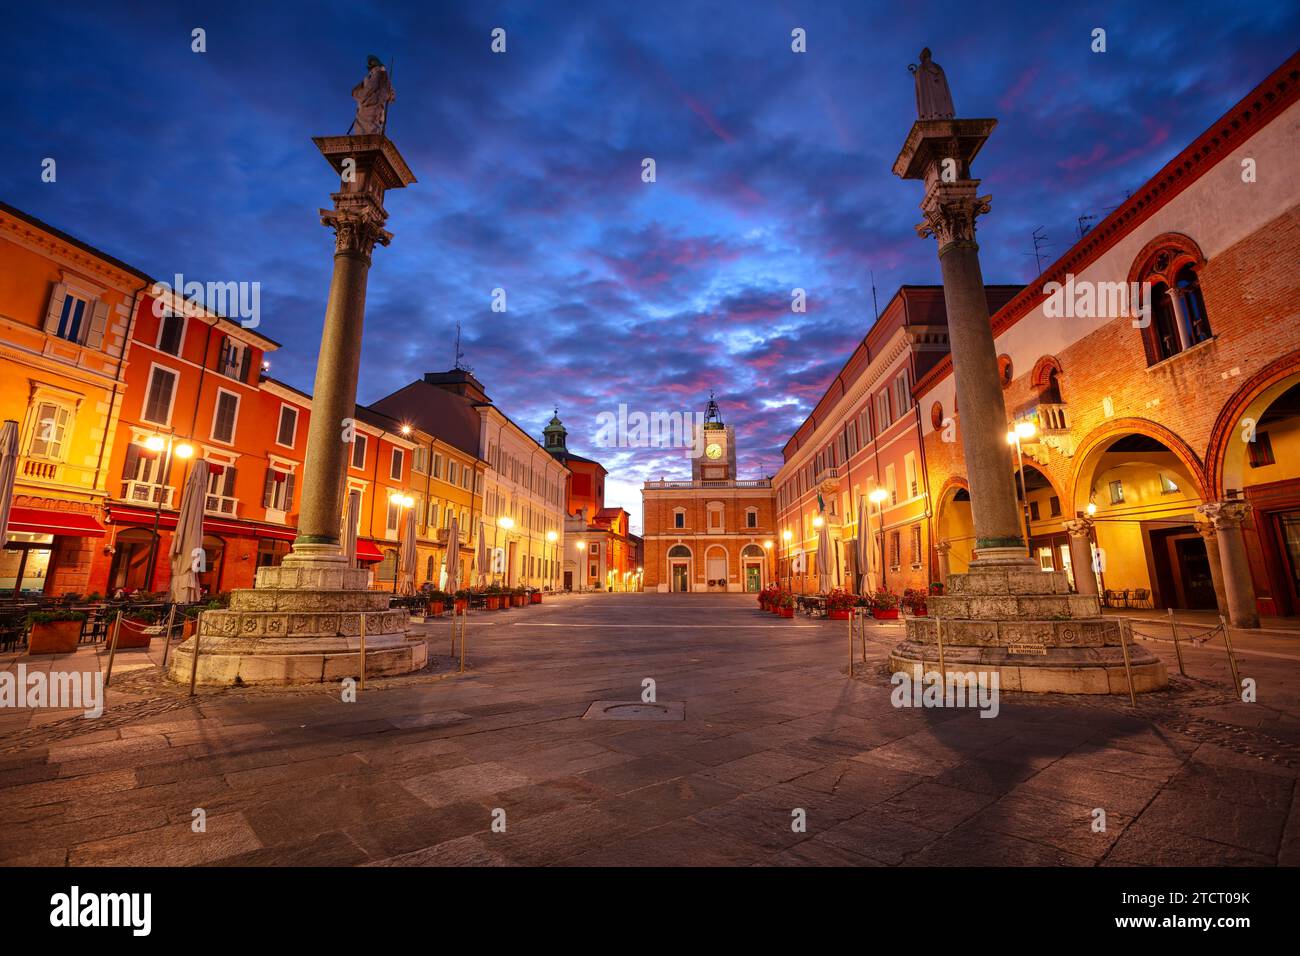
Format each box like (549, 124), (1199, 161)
(1117, 619), (1137, 707)
(188, 622), (202, 696)
(847, 612), (853, 677)
(1167, 607), (1185, 676)
(359, 613), (367, 692)
(934, 615), (947, 684)
(160, 604), (177, 670)
(104, 610), (124, 687)
(1219, 615), (1242, 700)
(459, 614), (467, 673)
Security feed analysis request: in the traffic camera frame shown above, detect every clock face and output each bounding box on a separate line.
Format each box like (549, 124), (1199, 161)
(705, 443), (722, 460)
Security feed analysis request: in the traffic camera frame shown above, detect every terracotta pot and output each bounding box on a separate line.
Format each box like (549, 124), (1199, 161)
(486, 596), (501, 610)
(108, 616), (153, 649)
(828, 609), (851, 620)
(27, 620), (82, 655)
(183, 617), (198, 639)
(513, 594), (525, 607)
(872, 608), (899, 620)
(531, 592), (542, 604)
(454, 599), (468, 615)
(428, 602), (445, 617)
(778, 607), (794, 618)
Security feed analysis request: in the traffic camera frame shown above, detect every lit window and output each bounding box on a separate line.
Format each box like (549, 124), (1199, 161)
(28, 402), (70, 459)
(1159, 473), (1180, 493)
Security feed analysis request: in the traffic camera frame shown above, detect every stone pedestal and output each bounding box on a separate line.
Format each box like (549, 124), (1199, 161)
(935, 538), (952, 587)
(894, 566), (1166, 694)
(1196, 500), (1259, 628)
(1063, 517), (1098, 596)
(167, 559), (426, 685)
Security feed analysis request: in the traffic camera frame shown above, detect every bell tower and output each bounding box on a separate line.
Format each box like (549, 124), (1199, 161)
(692, 393), (737, 482)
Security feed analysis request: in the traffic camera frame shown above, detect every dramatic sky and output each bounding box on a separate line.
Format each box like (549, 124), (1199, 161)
(2, 1), (1296, 532)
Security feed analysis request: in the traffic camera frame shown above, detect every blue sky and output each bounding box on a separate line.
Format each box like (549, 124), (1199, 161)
(2, 1), (1296, 532)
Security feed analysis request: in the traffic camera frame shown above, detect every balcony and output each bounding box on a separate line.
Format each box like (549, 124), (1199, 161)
(644, 478), (772, 489)
(21, 458), (61, 482)
(205, 494), (239, 517)
(122, 480), (174, 508)
(1036, 403), (1076, 458)
(815, 467), (840, 492)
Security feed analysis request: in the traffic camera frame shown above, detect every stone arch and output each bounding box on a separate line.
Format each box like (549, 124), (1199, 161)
(704, 543), (729, 591)
(1030, 354), (1063, 390)
(1205, 349), (1300, 498)
(1068, 418), (1207, 511)
(1126, 231), (1207, 287)
(935, 476), (974, 576)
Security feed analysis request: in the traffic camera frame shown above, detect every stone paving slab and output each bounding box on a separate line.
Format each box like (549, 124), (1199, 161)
(1, 592), (1297, 866)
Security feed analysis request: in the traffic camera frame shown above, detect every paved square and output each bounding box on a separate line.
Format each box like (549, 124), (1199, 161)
(1, 593), (1298, 866)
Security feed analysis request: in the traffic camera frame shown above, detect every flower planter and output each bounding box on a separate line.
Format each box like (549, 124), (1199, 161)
(531, 592), (542, 604)
(183, 617), (199, 640)
(27, 620), (82, 655)
(108, 616), (154, 649)
(778, 607), (794, 618)
(427, 602), (445, 617)
(828, 610), (852, 620)
(907, 607), (928, 617)
(513, 594), (526, 607)
(872, 608), (899, 620)
(486, 596), (501, 610)
(454, 599), (468, 615)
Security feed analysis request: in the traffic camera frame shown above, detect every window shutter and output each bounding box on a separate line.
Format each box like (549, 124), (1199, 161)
(224, 466), (237, 497)
(43, 283), (68, 334)
(84, 299), (110, 349)
(121, 441), (140, 480)
(239, 346), (251, 382)
(217, 339), (229, 374)
(284, 473), (295, 512)
(263, 468), (275, 508)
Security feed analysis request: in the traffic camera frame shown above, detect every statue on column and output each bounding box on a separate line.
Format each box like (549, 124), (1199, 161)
(351, 55), (395, 135)
(908, 48), (955, 120)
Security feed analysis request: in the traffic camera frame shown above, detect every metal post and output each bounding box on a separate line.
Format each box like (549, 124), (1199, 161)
(1167, 607), (1185, 676)
(359, 612), (367, 691)
(104, 610), (123, 687)
(188, 620), (202, 696)
(847, 611), (853, 677)
(1118, 619), (1137, 707)
(160, 603), (177, 670)
(935, 615), (947, 683)
(1219, 614), (1242, 699)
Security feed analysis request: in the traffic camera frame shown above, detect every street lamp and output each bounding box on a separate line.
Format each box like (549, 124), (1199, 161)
(1006, 421), (1036, 556)
(389, 491), (415, 594)
(144, 432), (195, 592)
(868, 487), (888, 593)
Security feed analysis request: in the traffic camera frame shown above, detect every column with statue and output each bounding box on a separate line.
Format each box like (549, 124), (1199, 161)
(888, 49), (1165, 693)
(169, 58), (426, 685)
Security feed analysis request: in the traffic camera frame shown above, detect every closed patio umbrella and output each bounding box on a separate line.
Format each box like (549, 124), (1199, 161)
(398, 506), (417, 595)
(342, 491), (360, 569)
(0, 421), (17, 547)
(476, 520), (489, 586)
(445, 514), (461, 594)
(169, 459), (208, 603)
(855, 496), (870, 595)
(817, 522), (833, 593)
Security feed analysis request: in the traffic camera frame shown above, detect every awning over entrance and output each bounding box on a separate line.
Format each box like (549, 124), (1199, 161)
(105, 505), (297, 542)
(356, 538), (385, 563)
(6, 505), (106, 537)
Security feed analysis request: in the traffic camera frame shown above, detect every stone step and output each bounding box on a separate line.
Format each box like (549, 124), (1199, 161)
(255, 564), (372, 591)
(945, 568), (1072, 595)
(929, 593), (1102, 620)
(906, 616), (1126, 648)
(197, 607), (409, 640)
(228, 588), (393, 613)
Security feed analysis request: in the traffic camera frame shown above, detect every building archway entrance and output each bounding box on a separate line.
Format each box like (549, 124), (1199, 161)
(741, 544), (764, 592)
(667, 545), (691, 593)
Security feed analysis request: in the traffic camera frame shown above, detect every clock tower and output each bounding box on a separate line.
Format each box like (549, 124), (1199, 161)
(692, 393), (737, 482)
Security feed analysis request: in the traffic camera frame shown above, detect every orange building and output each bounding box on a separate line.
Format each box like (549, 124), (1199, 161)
(0, 202), (150, 596)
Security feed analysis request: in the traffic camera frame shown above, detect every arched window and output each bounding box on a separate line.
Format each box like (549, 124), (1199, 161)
(668, 545), (691, 558)
(1130, 233), (1211, 365)
(741, 544), (764, 558)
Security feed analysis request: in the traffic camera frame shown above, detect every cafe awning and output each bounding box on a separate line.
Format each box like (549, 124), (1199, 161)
(6, 505), (106, 537)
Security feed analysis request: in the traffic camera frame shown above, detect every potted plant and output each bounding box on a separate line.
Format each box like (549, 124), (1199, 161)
(824, 588), (856, 620)
(454, 589), (470, 615)
(929, 581), (944, 596)
(181, 600), (222, 639)
(903, 587), (929, 616)
(26, 609), (87, 654)
(484, 585), (503, 610)
(776, 590), (795, 618)
(530, 588), (543, 604)
(870, 590), (900, 620)
(108, 606), (162, 649)
(512, 587), (527, 607)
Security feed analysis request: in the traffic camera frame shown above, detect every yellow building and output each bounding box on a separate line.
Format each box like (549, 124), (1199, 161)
(0, 202), (150, 596)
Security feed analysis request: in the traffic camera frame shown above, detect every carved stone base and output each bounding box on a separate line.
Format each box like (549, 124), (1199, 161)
(891, 566), (1168, 694)
(165, 562), (426, 686)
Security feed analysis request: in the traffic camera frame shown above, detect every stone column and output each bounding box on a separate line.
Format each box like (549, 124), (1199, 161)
(895, 120), (1029, 568)
(1062, 517), (1098, 596)
(1194, 518), (1229, 616)
(935, 538), (952, 587)
(1167, 287), (1193, 351)
(1196, 501), (1260, 628)
(290, 136), (415, 565)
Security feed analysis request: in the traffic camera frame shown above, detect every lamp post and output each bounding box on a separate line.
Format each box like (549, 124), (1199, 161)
(144, 433), (194, 592)
(389, 491), (414, 594)
(868, 487), (888, 593)
(1006, 420), (1036, 559)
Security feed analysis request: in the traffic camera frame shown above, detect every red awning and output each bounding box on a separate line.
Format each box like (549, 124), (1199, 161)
(107, 505), (297, 541)
(356, 538), (385, 563)
(6, 505), (106, 537)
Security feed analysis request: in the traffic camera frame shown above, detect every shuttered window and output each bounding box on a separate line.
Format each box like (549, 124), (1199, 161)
(212, 390), (239, 443)
(143, 366), (177, 425)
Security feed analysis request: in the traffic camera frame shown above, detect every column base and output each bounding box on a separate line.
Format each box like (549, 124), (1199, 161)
(892, 565), (1168, 695)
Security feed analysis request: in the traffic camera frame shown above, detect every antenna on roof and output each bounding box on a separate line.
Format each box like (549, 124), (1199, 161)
(870, 270), (880, 321)
(1024, 226), (1050, 276)
(453, 322), (471, 372)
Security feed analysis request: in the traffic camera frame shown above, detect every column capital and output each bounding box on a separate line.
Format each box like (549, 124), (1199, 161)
(934, 538), (953, 554)
(916, 180), (991, 249)
(320, 201), (392, 262)
(1062, 516), (1094, 537)
(1195, 500), (1252, 530)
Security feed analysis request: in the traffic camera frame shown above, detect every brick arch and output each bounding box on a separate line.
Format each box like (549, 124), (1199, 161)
(936, 476), (970, 512)
(1126, 231), (1207, 287)
(1068, 417), (1208, 510)
(1030, 354), (1063, 390)
(1206, 349), (1300, 498)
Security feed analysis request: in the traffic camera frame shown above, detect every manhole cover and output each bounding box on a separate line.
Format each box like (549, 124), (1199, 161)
(581, 699), (685, 721)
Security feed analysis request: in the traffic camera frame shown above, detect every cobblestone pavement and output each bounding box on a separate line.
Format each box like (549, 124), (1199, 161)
(1, 593), (1298, 866)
